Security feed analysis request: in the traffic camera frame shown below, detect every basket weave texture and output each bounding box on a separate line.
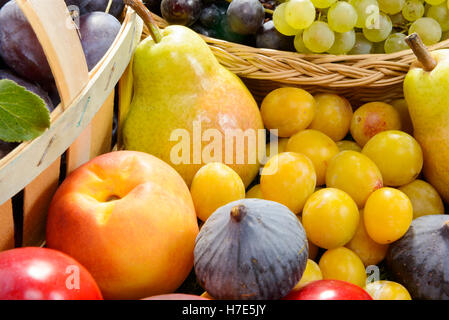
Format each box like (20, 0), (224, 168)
(149, 14), (449, 103)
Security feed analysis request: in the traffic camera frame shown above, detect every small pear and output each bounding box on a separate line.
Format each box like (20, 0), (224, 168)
(121, 1), (263, 187)
(404, 34), (449, 203)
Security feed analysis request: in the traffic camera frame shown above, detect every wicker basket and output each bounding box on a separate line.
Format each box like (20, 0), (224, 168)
(150, 14), (449, 104)
(0, 0), (143, 251)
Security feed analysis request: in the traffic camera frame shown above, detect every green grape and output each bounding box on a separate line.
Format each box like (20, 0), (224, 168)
(402, 0), (425, 21)
(349, 0), (380, 28)
(363, 12), (393, 42)
(311, 0), (337, 8)
(285, 0), (316, 30)
(409, 17), (442, 45)
(378, 0), (405, 14)
(328, 1), (358, 33)
(426, 3), (449, 31)
(384, 33), (409, 53)
(273, 3), (301, 36)
(349, 32), (374, 54)
(424, 0), (445, 5)
(303, 21), (335, 53)
(328, 29), (356, 54)
(294, 32), (312, 53)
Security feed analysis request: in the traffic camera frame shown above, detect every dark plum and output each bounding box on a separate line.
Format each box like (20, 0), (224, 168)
(0, 1), (53, 88)
(256, 20), (293, 51)
(0, 69), (54, 111)
(226, 0), (264, 35)
(215, 14), (248, 44)
(0, 140), (17, 160)
(190, 23), (217, 38)
(160, 0), (202, 27)
(65, 0), (125, 19)
(79, 12), (122, 70)
(199, 4), (221, 28)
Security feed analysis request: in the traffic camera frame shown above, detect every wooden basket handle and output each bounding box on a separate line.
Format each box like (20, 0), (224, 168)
(16, 0), (89, 109)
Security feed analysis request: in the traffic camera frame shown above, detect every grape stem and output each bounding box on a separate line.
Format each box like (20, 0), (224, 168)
(124, 0), (162, 43)
(224, 0), (274, 15)
(405, 33), (437, 72)
(105, 0), (113, 14)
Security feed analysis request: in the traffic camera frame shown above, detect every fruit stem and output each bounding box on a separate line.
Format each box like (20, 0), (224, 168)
(124, 0), (162, 43)
(405, 33), (437, 72)
(230, 205), (247, 222)
(105, 0), (113, 14)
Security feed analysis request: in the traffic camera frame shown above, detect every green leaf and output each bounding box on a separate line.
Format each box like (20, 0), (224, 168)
(0, 79), (50, 142)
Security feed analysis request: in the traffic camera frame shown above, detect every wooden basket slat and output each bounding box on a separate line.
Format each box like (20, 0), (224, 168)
(22, 158), (60, 247)
(17, 0), (89, 108)
(0, 6), (143, 207)
(0, 200), (14, 251)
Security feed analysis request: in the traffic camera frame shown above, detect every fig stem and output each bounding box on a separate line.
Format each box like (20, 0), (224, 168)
(124, 0), (162, 43)
(405, 33), (437, 72)
(230, 205), (247, 222)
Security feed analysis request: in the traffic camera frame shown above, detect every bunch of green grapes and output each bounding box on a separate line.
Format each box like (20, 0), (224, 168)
(272, 0), (449, 55)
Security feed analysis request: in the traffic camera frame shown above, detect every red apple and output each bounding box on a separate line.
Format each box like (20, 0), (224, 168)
(0, 247), (102, 300)
(143, 294), (209, 300)
(46, 151), (199, 300)
(283, 280), (373, 300)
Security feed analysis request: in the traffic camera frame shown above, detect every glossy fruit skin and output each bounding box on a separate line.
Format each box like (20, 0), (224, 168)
(308, 94), (353, 141)
(0, 1), (53, 87)
(190, 162), (245, 221)
(161, 0), (202, 26)
(319, 247), (367, 288)
(303, 188), (359, 249)
(364, 281), (411, 300)
(294, 259), (323, 291)
(364, 188), (413, 244)
(79, 12), (122, 71)
(399, 179), (444, 219)
(287, 129), (340, 185)
(264, 137), (289, 165)
(350, 102), (402, 147)
(0, 247), (103, 300)
(143, 294), (208, 300)
(391, 99), (413, 135)
(194, 199), (309, 300)
(386, 215), (449, 300)
(283, 280), (373, 300)
(226, 0), (265, 35)
(256, 21), (293, 50)
(362, 130), (423, 187)
(260, 152), (316, 214)
(336, 140), (361, 152)
(46, 151), (199, 300)
(261, 87), (316, 138)
(199, 4), (222, 28)
(326, 150), (383, 208)
(345, 212), (389, 266)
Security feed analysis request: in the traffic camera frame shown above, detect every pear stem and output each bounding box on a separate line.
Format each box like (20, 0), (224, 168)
(405, 33), (437, 72)
(124, 0), (162, 43)
(105, 0), (113, 14)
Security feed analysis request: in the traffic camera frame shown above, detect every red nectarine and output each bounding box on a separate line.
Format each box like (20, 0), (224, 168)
(46, 151), (199, 300)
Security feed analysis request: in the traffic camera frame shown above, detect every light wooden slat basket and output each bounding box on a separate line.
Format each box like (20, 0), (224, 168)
(0, 0), (143, 251)
(151, 14), (449, 103)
